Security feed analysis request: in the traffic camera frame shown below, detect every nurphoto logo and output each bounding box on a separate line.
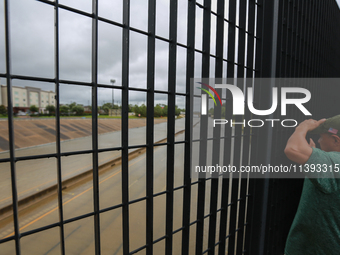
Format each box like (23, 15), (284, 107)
(196, 81), (312, 128)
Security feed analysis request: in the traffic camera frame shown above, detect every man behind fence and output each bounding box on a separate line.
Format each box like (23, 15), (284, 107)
(284, 115), (340, 255)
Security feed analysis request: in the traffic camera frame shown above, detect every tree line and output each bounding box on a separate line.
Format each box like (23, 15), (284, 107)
(131, 104), (182, 117)
(0, 102), (184, 117)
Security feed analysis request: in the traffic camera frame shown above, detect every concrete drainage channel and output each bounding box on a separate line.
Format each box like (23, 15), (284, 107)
(0, 127), (190, 221)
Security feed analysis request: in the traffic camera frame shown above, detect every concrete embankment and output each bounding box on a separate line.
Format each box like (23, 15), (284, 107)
(0, 117), (167, 151)
(0, 118), (196, 220)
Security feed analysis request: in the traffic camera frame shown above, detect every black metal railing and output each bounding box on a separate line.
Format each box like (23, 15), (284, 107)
(1, 0), (340, 255)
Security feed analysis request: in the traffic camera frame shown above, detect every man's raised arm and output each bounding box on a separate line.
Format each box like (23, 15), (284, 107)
(284, 119), (326, 164)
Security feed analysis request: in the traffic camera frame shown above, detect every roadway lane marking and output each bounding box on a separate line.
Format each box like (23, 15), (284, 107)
(129, 180), (138, 188)
(4, 155), (146, 238)
(62, 191), (75, 196)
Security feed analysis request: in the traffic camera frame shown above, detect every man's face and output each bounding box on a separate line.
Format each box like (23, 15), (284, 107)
(318, 133), (336, 152)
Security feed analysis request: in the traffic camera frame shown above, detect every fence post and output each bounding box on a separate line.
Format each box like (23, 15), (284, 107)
(246, 0), (280, 254)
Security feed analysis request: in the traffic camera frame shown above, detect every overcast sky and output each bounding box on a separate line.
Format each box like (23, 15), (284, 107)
(0, 0), (197, 108)
(0, 0), (339, 108)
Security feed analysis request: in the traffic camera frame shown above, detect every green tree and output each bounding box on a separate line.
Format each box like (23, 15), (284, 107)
(101, 102), (113, 114)
(29, 105), (39, 113)
(0, 105), (7, 115)
(140, 104), (147, 117)
(60, 105), (69, 115)
(69, 102), (77, 111)
(45, 105), (55, 115)
(72, 105), (84, 116)
(154, 104), (163, 117)
(132, 104), (147, 117)
(133, 104), (140, 116)
(161, 105), (168, 117)
(66, 102), (85, 116)
(175, 105), (181, 117)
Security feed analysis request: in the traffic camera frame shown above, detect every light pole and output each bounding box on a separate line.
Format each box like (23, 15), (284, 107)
(110, 79), (116, 115)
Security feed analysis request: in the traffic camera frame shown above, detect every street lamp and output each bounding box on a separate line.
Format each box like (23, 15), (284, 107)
(110, 79), (116, 115)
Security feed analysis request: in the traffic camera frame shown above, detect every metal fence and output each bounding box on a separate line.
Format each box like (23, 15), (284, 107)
(247, 0), (340, 254)
(1, 0), (340, 255)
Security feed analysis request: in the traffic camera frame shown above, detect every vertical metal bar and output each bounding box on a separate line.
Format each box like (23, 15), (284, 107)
(146, 0), (156, 254)
(217, 101), (233, 255)
(218, 0), (236, 254)
(281, 0), (288, 77)
(286, 0), (293, 77)
(237, 0), (247, 79)
(315, 0), (323, 77)
(309, 0), (317, 76)
(226, 0), (236, 78)
(207, 0), (224, 254)
(284, 1), (291, 77)
(310, 0), (318, 76)
(332, 2), (339, 77)
(243, 1), (264, 252)
(217, 96), (233, 255)
(322, 1), (329, 77)
(289, 0), (296, 77)
(226, 103), (241, 254)
(91, 0), (101, 254)
(328, 1), (333, 77)
(304, 1), (311, 76)
(296, 0), (304, 78)
(54, 1), (66, 254)
(246, 0), (256, 79)
(241, 0), (256, 253)
(251, 0), (280, 253)
(308, 0), (315, 76)
(122, 0), (130, 254)
(323, 1), (329, 77)
(318, 0), (323, 76)
(264, 1), (292, 250)
(165, 0), (177, 253)
(181, 0), (195, 253)
(327, 1), (334, 77)
(314, 0), (320, 77)
(235, 0), (253, 253)
(237, 88), (252, 253)
(306, 0), (313, 76)
(322, 0), (328, 76)
(300, 0), (308, 77)
(303, 0), (309, 77)
(228, 0), (248, 252)
(292, 0), (299, 77)
(307, 0), (315, 77)
(4, 0), (21, 254)
(321, 0), (325, 76)
(195, 0), (211, 254)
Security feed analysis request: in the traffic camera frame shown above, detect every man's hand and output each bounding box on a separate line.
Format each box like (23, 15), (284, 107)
(296, 118), (326, 132)
(284, 118), (325, 164)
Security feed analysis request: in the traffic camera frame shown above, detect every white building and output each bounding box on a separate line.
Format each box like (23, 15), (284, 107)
(0, 85), (56, 112)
